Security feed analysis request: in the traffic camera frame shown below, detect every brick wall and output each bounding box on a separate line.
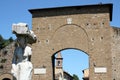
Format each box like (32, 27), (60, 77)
(29, 4), (113, 80)
(0, 42), (15, 79)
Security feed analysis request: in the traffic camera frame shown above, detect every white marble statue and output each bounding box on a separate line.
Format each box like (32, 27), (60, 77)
(11, 23), (36, 80)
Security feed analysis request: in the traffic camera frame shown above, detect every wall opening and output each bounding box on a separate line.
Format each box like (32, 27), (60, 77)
(52, 48), (89, 80)
(2, 78), (11, 80)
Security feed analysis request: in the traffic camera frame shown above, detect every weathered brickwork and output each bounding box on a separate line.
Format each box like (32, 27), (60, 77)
(0, 42), (15, 80)
(29, 4), (114, 80)
(111, 28), (120, 80)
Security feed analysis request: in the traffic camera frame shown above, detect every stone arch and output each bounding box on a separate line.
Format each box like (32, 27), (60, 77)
(0, 73), (12, 80)
(30, 4), (113, 80)
(49, 24), (90, 80)
(50, 24), (90, 55)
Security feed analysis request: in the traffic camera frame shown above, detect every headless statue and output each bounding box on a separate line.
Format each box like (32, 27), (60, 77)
(11, 23), (36, 80)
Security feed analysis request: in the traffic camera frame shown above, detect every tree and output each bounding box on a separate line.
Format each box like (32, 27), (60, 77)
(0, 35), (3, 42)
(0, 35), (14, 49)
(0, 35), (4, 49)
(73, 74), (79, 80)
(9, 37), (14, 42)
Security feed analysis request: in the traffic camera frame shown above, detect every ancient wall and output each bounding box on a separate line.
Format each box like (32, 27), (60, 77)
(111, 27), (120, 80)
(0, 42), (15, 80)
(29, 4), (113, 80)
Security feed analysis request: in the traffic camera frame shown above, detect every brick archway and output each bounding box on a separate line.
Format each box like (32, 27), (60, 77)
(0, 74), (12, 80)
(50, 24), (89, 54)
(30, 4), (113, 80)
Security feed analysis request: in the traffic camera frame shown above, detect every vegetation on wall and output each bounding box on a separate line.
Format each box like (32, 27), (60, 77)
(0, 35), (14, 49)
(73, 74), (80, 80)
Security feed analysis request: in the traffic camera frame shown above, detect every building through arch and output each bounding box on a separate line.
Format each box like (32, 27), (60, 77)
(53, 49), (89, 80)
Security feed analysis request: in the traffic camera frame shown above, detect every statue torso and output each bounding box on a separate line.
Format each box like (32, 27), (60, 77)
(14, 47), (24, 63)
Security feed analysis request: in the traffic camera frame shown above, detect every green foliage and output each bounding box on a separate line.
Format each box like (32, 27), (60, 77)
(9, 37), (14, 42)
(0, 35), (3, 42)
(73, 74), (79, 80)
(0, 35), (14, 49)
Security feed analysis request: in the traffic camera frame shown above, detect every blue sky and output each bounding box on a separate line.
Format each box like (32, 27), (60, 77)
(0, 0), (120, 39)
(59, 49), (89, 80)
(0, 0), (120, 79)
